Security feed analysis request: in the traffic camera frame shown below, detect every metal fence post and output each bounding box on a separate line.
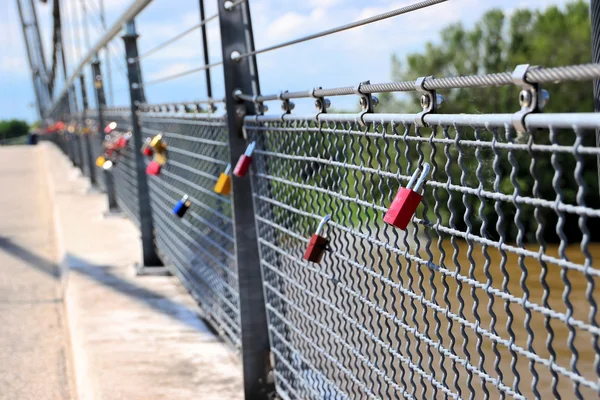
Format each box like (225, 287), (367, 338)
(122, 20), (162, 268)
(217, 2), (272, 398)
(91, 58), (119, 213)
(79, 74), (97, 185)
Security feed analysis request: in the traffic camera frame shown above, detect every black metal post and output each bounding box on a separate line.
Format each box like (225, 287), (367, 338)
(92, 58), (119, 212)
(122, 20), (162, 268)
(198, 0), (213, 99)
(80, 74), (97, 185)
(217, 2), (272, 399)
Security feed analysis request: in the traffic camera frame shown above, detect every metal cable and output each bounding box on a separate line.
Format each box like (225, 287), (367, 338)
(233, 0), (448, 60)
(137, 14), (218, 61)
(238, 63), (600, 102)
(140, 61), (223, 87)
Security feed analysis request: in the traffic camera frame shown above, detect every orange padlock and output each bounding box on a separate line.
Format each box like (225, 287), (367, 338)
(303, 214), (331, 263)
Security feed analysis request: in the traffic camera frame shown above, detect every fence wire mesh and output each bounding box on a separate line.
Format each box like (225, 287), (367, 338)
(244, 113), (600, 400)
(104, 108), (139, 226)
(138, 111), (241, 348)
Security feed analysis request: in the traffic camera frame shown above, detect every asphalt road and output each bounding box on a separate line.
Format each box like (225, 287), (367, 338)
(0, 146), (73, 400)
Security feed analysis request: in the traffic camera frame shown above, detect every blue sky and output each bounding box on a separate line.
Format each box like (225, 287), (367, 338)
(0, 0), (581, 122)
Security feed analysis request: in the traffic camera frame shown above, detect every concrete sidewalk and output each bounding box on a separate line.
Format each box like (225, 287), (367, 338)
(1, 142), (243, 399)
(0, 146), (74, 400)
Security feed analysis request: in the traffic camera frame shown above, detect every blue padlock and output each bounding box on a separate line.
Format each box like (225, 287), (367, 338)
(173, 195), (191, 218)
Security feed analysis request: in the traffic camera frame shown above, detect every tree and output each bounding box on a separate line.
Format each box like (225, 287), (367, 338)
(379, 0), (598, 242)
(0, 119), (30, 141)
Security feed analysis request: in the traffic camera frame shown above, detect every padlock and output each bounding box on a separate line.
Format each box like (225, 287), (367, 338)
(104, 121), (117, 134)
(103, 159), (114, 170)
(154, 151), (168, 166)
(141, 138), (154, 157)
(115, 132), (131, 149)
(172, 195), (191, 218)
(383, 163), (431, 230)
(150, 134), (167, 153)
(96, 156), (106, 168)
(214, 164), (232, 195)
(146, 160), (162, 176)
(82, 126), (91, 134)
(233, 141), (256, 177)
(303, 214), (331, 263)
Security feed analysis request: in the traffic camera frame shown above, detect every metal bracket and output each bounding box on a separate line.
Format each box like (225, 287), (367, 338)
(415, 76), (437, 127)
(279, 91), (294, 121)
(310, 87), (330, 121)
(512, 64), (546, 133)
(355, 80), (375, 127)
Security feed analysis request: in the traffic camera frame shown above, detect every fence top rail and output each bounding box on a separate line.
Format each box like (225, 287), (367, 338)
(138, 99), (226, 113)
(244, 112), (600, 130)
(45, 0), (154, 118)
(236, 63), (600, 103)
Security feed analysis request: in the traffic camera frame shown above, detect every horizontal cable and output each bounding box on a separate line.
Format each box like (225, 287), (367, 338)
(234, 0), (447, 61)
(237, 63), (600, 103)
(138, 98), (225, 112)
(137, 14), (218, 61)
(140, 61), (223, 87)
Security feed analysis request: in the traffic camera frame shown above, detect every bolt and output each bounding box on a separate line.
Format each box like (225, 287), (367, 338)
(359, 96), (367, 110)
(289, 101), (295, 111)
(230, 50), (241, 61)
(224, 0), (234, 10)
(420, 94), (431, 109)
(324, 98), (331, 109)
(131, 83), (139, 89)
(539, 89), (550, 109)
(372, 96), (379, 107)
(127, 57), (135, 64)
(519, 90), (532, 108)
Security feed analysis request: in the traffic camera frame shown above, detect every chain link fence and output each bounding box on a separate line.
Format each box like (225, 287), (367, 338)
(39, 0), (600, 398)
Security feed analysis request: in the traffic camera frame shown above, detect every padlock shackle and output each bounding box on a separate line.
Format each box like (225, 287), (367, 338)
(413, 162), (431, 192)
(315, 214), (332, 236)
(244, 141), (256, 157)
(181, 194), (189, 202)
(224, 164), (231, 174)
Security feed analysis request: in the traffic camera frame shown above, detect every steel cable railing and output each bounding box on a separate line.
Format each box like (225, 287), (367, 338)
(41, 0), (600, 399)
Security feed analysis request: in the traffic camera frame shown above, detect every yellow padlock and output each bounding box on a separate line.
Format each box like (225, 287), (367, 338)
(149, 134), (167, 152)
(214, 164), (232, 195)
(154, 151), (168, 166)
(96, 156), (106, 167)
(82, 127), (91, 134)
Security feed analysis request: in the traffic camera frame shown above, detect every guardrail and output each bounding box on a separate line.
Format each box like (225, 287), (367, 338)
(44, 0), (600, 398)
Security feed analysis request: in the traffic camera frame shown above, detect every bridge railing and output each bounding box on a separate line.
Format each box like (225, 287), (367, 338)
(43, 0), (600, 398)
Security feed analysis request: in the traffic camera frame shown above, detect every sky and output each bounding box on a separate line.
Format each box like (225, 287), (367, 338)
(0, 0), (583, 123)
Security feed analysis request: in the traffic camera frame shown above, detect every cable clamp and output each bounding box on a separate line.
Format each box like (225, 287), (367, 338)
(355, 81), (377, 127)
(252, 94), (267, 116)
(511, 64), (549, 133)
(279, 91), (294, 121)
(310, 87), (330, 122)
(415, 76), (440, 127)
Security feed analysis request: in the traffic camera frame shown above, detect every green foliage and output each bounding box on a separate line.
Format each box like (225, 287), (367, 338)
(0, 119), (30, 141)
(377, 0), (598, 243)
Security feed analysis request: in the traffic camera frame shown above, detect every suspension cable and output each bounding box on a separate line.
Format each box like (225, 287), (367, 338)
(235, 63), (600, 103)
(140, 61), (224, 87)
(137, 14), (218, 60)
(233, 0), (448, 61)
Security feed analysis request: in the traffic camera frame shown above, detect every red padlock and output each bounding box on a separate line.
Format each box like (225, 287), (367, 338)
(303, 214), (331, 263)
(146, 160), (162, 176)
(115, 132), (131, 149)
(104, 121), (117, 134)
(383, 163), (430, 230)
(141, 138), (154, 157)
(233, 141), (256, 177)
